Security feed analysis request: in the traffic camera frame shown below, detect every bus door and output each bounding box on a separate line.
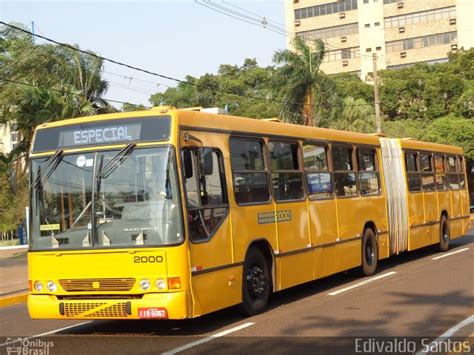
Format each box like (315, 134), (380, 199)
(268, 140), (312, 290)
(228, 137), (279, 289)
(302, 143), (338, 279)
(180, 131), (237, 316)
(405, 151), (426, 250)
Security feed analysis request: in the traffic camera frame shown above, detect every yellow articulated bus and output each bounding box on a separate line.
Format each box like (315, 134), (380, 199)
(27, 107), (471, 320)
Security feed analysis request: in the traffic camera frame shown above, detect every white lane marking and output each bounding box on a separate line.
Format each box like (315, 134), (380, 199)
(0, 321), (92, 347)
(328, 271), (397, 296)
(431, 247), (469, 260)
(415, 315), (474, 355)
(162, 322), (255, 354)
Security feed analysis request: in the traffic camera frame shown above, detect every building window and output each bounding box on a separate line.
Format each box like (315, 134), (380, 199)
(229, 138), (270, 204)
(385, 7), (456, 29)
(374, 22), (380, 26)
(364, 23), (370, 28)
(296, 23), (359, 41)
(386, 32), (457, 53)
(294, 0), (358, 20)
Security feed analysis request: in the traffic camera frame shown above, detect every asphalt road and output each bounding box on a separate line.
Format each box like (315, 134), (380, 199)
(1, 229), (473, 354)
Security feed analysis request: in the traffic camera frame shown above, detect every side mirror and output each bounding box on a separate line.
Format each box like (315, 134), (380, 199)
(200, 147), (213, 176)
(182, 150), (193, 179)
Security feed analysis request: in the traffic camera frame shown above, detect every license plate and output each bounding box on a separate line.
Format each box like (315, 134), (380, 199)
(137, 307), (168, 319)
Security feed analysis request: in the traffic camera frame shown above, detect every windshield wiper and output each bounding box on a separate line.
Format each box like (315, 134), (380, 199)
(96, 143), (136, 181)
(32, 150), (64, 189)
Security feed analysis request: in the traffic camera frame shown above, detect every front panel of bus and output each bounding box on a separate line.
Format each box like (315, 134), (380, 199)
(27, 113), (192, 320)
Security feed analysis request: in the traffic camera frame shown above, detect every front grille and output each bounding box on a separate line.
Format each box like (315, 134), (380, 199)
(59, 278), (135, 292)
(63, 302), (129, 318)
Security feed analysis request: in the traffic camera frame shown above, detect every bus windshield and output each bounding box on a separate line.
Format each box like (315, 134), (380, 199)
(30, 146), (183, 250)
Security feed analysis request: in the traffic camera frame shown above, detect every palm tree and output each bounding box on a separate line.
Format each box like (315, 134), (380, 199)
(330, 97), (375, 133)
(273, 36), (326, 126)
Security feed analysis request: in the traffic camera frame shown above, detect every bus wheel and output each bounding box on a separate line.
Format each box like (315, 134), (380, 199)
(241, 247), (271, 315)
(439, 216), (450, 252)
(362, 228), (378, 276)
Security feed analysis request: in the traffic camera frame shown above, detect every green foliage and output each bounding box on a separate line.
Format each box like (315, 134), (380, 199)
(273, 37), (327, 125)
(150, 59), (281, 119)
(329, 97), (375, 133)
(423, 115), (474, 162)
(122, 102), (148, 112)
(0, 23), (114, 160)
(380, 48), (474, 121)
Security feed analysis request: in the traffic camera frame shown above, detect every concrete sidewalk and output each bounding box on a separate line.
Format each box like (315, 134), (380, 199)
(0, 248), (28, 306)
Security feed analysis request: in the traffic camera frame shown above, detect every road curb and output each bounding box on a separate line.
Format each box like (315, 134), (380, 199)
(0, 292), (28, 308)
(0, 245), (28, 250)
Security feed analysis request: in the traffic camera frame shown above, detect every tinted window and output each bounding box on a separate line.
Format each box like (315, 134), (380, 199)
(230, 138), (270, 204)
(230, 139), (265, 171)
(357, 149), (376, 171)
(405, 152), (421, 192)
(333, 146), (353, 171)
(269, 141), (304, 201)
(357, 148), (380, 196)
(303, 144), (328, 171)
(269, 142), (299, 170)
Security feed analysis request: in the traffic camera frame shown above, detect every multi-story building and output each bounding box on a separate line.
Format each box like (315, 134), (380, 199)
(0, 122), (19, 156)
(285, 0), (474, 80)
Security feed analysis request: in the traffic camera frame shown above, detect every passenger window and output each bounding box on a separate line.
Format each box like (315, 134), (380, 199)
(458, 156), (466, 189)
(181, 149), (228, 242)
(447, 155), (459, 190)
(269, 141), (304, 201)
(405, 151), (421, 192)
(420, 153), (435, 191)
(434, 155), (447, 191)
(357, 148), (380, 196)
(332, 146), (357, 197)
(303, 144), (332, 200)
(229, 138), (270, 204)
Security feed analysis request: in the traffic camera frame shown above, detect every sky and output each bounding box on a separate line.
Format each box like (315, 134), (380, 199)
(0, 0), (288, 107)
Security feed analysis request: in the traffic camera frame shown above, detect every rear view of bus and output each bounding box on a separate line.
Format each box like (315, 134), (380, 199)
(27, 109), (190, 320)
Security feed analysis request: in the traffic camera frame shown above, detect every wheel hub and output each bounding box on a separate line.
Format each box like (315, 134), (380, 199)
(246, 265), (266, 299)
(365, 239), (375, 265)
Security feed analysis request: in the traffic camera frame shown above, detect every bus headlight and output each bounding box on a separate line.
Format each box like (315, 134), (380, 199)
(155, 278), (166, 290)
(34, 281), (43, 292)
(46, 281), (57, 292)
(139, 279), (151, 291)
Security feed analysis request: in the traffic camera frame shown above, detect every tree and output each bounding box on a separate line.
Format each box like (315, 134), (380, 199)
(273, 37), (326, 126)
(329, 97), (375, 133)
(0, 23), (113, 162)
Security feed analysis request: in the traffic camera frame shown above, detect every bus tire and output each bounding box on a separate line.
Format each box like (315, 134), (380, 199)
(361, 228), (378, 276)
(439, 216), (450, 252)
(241, 247), (271, 316)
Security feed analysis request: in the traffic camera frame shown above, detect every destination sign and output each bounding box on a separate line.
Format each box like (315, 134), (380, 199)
(32, 117), (171, 152)
(59, 123), (141, 147)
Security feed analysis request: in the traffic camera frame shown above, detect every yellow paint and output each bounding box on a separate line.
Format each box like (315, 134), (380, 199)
(40, 224), (60, 231)
(28, 107), (470, 320)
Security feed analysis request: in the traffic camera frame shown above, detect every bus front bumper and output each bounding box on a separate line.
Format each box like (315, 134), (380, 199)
(27, 292), (189, 320)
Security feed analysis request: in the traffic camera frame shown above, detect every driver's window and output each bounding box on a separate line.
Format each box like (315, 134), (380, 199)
(181, 148), (228, 242)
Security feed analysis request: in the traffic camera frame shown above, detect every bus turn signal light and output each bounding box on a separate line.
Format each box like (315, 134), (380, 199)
(168, 277), (181, 289)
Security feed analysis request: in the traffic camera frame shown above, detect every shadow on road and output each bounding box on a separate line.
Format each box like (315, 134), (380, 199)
(58, 233), (473, 337)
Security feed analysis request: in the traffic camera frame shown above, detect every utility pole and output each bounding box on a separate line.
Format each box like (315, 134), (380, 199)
(31, 21), (35, 43)
(372, 53), (382, 134)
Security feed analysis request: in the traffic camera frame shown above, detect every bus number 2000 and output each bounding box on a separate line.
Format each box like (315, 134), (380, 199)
(133, 256), (164, 263)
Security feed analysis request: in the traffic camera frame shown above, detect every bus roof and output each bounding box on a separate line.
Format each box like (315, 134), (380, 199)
(34, 106), (464, 154)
